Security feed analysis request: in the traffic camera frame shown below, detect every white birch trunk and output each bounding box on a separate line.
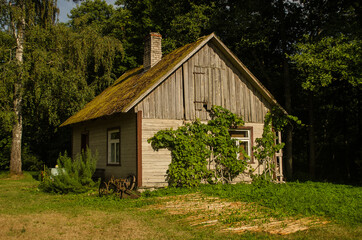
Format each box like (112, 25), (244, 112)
(10, 5), (25, 175)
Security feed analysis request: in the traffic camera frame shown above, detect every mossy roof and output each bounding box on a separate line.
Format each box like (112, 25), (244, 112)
(61, 34), (210, 127)
(61, 33), (284, 127)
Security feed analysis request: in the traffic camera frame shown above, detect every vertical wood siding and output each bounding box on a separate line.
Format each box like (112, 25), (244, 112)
(72, 112), (137, 179)
(135, 42), (272, 122)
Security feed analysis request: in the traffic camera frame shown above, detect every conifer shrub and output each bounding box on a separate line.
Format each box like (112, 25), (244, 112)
(39, 148), (98, 193)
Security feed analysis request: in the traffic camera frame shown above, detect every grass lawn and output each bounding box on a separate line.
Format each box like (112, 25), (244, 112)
(0, 172), (361, 240)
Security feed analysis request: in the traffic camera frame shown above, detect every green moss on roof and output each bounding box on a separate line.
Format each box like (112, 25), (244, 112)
(61, 35), (209, 126)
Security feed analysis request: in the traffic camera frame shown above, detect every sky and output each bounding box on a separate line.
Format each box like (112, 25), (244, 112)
(57, 0), (117, 23)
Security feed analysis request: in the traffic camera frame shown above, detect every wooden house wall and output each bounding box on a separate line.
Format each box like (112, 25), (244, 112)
(141, 119), (184, 187)
(140, 119), (266, 187)
(72, 112), (137, 179)
(135, 42), (272, 122)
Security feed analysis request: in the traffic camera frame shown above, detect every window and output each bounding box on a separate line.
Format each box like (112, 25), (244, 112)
(81, 131), (89, 152)
(107, 128), (120, 165)
(229, 127), (253, 162)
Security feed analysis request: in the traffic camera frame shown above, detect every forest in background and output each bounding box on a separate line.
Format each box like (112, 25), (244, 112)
(0, 0), (361, 183)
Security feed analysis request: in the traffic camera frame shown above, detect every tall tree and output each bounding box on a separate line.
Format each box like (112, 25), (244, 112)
(290, 35), (362, 181)
(293, 0), (361, 181)
(5, 0), (59, 175)
(0, 0), (124, 173)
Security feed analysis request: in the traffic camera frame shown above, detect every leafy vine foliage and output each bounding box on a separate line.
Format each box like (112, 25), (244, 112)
(252, 112), (284, 182)
(252, 107), (301, 183)
(148, 106), (248, 187)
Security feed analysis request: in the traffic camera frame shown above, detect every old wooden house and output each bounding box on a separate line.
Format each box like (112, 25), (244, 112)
(61, 33), (283, 188)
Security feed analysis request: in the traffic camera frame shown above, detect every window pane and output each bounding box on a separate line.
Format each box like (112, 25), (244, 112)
(241, 141), (248, 155)
(111, 132), (120, 139)
(239, 141), (248, 160)
(116, 143), (119, 163)
(111, 143), (115, 163)
(230, 130), (248, 138)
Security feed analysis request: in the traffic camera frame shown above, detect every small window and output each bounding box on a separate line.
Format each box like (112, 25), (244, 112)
(108, 128), (120, 165)
(81, 131), (89, 152)
(230, 128), (253, 162)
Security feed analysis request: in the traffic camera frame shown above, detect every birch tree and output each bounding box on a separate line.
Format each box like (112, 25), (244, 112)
(1, 1), (123, 174)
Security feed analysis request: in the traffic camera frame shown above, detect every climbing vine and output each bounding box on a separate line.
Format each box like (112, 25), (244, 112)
(148, 106), (247, 187)
(252, 107), (301, 183)
(149, 106), (299, 187)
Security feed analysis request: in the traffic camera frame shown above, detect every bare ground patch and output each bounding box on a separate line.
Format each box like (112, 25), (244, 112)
(147, 193), (328, 235)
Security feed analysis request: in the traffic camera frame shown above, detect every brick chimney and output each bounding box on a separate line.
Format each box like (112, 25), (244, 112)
(143, 32), (162, 70)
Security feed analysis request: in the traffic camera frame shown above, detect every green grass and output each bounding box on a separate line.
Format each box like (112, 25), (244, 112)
(198, 182), (362, 225)
(144, 181), (362, 225)
(0, 172), (361, 239)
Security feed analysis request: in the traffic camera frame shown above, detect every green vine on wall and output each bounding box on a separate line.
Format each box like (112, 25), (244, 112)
(148, 106), (300, 187)
(252, 107), (302, 183)
(148, 106), (247, 187)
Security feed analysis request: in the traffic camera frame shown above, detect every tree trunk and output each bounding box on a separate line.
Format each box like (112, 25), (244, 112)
(308, 96), (316, 179)
(10, 102), (22, 175)
(9, 4), (25, 175)
(278, 0), (293, 180)
(283, 59), (293, 180)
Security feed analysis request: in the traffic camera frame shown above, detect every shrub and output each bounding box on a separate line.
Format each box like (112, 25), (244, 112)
(22, 145), (43, 171)
(0, 135), (11, 170)
(39, 148), (98, 193)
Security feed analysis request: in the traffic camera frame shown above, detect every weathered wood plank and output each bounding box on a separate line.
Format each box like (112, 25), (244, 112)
(235, 71), (242, 117)
(148, 91), (154, 119)
(182, 63), (189, 120)
(156, 82), (162, 118)
(246, 81), (253, 122)
(143, 94), (149, 119)
(169, 74), (175, 119)
(188, 56), (195, 120)
(222, 68), (228, 109)
(229, 67), (236, 113)
(215, 68), (222, 106)
(175, 68), (181, 119)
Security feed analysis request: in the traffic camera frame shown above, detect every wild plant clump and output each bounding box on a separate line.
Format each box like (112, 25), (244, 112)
(39, 148), (98, 193)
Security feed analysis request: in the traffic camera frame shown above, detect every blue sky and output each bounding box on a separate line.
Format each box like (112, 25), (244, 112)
(57, 0), (117, 23)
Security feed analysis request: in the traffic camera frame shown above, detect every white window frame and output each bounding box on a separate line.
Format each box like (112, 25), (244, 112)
(107, 128), (120, 165)
(230, 128), (253, 162)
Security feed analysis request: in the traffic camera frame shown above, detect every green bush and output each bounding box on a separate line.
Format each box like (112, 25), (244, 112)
(0, 135), (11, 170)
(39, 148), (98, 193)
(22, 145), (43, 171)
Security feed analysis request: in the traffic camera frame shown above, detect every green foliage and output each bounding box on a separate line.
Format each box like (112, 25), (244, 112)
(21, 145), (42, 171)
(289, 33), (362, 182)
(69, 0), (116, 33)
(162, 3), (214, 54)
(289, 34), (362, 91)
(149, 120), (211, 188)
(148, 106), (247, 187)
(39, 148), (98, 194)
(252, 112), (285, 181)
(208, 106), (247, 183)
(0, 21), (123, 169)
(0, 133), (11, 170)
(251, 107), (303, 182)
